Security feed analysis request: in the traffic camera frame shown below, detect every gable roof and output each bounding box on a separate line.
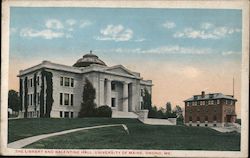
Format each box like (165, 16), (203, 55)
(106, 65), (139, 77)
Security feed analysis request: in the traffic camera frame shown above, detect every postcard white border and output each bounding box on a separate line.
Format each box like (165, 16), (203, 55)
(1, 0), (249, 157)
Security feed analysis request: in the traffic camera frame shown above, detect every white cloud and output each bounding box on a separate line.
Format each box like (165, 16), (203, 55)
(79, 20), (92, 28)
(163, 21), (176, 29)
(45, 19), (64, 30)
(20, 28), (64, 39)
(201, 22), (214, 30)
(99, 45), (212, 55)
(174, 23), (241, 39)
(134, 38), (146, 42)
(66, 19), (76, 26)
(222, 51), (241, 56)
(140, 45), (212, 55)
(96, 24), (133, 42)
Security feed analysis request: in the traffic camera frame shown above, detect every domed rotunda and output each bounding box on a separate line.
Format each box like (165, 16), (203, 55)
(73, 51), (106, 67)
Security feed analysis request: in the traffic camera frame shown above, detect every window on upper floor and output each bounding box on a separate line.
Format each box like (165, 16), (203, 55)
(60, 93), (63, 105)
(71, 78), (74, 87)
(65, 77), (70, 87)
(30, 94), (33, 105)
(64, 93), (69, 105)
(30, 78), (33, 87)
(60, 77), (64, 86)
(205, 100), (208, 105)
(111, 83), (116, 91)
(71, 94), (74, 106)
(217, 99), (220, 104)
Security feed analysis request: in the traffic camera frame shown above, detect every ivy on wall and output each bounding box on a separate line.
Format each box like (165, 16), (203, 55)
(40, 69), (54, 118)
(19, 78), (23, 111)
(44, 71), (53, 117)
(40, 71), (45, 118)
(34, 73), (37, 111)
(24, 77), (28, 118)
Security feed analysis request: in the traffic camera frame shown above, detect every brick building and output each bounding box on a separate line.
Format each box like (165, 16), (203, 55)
(184, 91), (237, 127)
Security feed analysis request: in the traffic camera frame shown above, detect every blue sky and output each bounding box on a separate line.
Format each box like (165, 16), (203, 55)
(9, 7), (242, 114)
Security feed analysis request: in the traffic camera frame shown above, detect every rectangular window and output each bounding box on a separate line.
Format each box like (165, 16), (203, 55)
(60, 111), (63, 118)
(60, 93), (63, 105)
(197, 101), (200, 105)
(30, 94), (33, 105)
(71, 78), (74, 87)
(30, 78), (33, 87)
(70, 94), (74, 106)
(205, 100), (208, 105)
(64, 112), (69, 118)
(111, 98), (116, 107)
(111, 83), (116, 91)
(217, 99), (220, 104)
(71, 112), (73, 118)
(194, 101), (197, 106)
(64, 93), (69, 105)
(65, 77), (70, 86)
(60, 77), (64, 86)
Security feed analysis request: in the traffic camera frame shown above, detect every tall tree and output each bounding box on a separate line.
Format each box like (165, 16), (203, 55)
(166, 102), (172, 113)
(142, 88), (152, 110)
(79, 78), (96, 117)
(8, 90), (20, 112)
(174, 105), (183, 119)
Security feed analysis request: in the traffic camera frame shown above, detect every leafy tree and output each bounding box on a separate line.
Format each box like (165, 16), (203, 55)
(166, 102), (172, 113)
(174, 105), (183, 119)
(79, 78), (96, 117)
(174, 105), (184, 124)
(8, 90), (20, 112)
(95, 105), (112, 117)
(148, 105), (158, 118)
(142, 88), (152, 110)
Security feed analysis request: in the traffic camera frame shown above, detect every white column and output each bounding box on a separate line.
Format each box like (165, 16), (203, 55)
(123, 82), (129, 112)
(100, 79), (105, 106)
(106, 79), (111, 107)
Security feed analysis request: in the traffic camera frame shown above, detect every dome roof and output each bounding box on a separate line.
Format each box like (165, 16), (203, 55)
(73, 51), (106, 67)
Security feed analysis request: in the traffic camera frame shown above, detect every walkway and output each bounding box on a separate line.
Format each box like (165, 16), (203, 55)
(8, 124), (129, 149)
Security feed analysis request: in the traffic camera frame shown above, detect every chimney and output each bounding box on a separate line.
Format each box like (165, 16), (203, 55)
(201, 91), (205, 98)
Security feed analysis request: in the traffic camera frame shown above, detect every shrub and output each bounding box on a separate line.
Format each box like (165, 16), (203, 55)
(95, 105), (112, 117)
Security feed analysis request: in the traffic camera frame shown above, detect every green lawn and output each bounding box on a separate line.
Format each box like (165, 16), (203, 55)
(9, 118), (240, 150)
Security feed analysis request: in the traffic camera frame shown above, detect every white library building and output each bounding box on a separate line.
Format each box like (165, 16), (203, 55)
(18, 51), (152, 118)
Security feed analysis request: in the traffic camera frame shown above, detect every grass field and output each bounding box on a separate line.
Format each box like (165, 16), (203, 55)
(8, 118), (240, 150)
